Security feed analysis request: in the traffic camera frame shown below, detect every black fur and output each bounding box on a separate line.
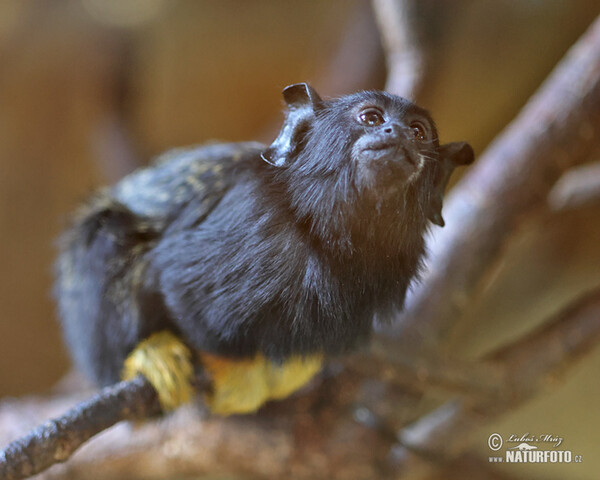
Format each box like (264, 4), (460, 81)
(54, 84), (473, 386)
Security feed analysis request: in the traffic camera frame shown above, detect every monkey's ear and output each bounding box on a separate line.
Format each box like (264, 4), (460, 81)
(427, 142), (474, 227)
(261, 83), (323, 167)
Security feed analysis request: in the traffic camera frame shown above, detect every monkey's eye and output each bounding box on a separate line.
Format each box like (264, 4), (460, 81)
(410, 121), (428, 142)
(358, 108), (385, 127)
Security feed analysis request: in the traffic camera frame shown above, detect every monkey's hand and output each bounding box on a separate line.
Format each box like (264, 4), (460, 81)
(122, 331), (194, 411)
(199, 353), (323, 416)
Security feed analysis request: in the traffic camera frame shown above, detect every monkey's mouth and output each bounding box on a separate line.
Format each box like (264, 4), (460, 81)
(362, 142), (416, 166)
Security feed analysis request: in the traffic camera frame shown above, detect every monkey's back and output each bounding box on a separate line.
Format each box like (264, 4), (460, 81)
(112, 142), (263, 226)
(54, 142), (263, 385)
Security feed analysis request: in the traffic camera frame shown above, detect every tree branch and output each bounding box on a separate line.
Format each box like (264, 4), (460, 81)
(315, 0), (384, 95)
(392, 287), (600, 478)
(0, 377), (160, 480)
(0, 369), (398, 480)
(391, 14), (600, 351)
(0, 373), (212, 480)
(3, 287), (598, 479)
(372, 0), (425, 99)
(347, 339), (504, 401)
(548, 158), (600, 211)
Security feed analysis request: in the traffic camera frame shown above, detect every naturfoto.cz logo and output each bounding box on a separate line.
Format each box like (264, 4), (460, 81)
(487, 433), (583, 464)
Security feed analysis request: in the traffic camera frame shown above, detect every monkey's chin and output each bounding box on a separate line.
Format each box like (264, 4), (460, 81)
(355, 159), (416, 206)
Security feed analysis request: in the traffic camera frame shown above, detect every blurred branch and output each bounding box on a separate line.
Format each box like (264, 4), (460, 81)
(316, 0), (384, 95)
(548, 159), (600, 211)
(390, 14), (600, 352)
(372, 0), (425, 99)
(92, 114), (143, 183)
(392, 287), (600, 479)
(347, 339), (504, 401)
(0, 338), (516, 480)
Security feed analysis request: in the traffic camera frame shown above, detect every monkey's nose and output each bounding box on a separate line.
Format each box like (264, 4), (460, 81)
(382, 123), (406, 140)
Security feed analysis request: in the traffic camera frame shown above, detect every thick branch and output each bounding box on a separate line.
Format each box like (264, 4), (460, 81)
(0, 370), (394, 480)
(3, 281), (599, 480)
(1, 347), (509, 480)
(392, 14), (600, 350)
(4, 287), (598, 479)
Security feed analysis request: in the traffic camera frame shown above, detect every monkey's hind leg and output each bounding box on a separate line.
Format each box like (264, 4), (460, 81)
(198, 353), (323, 416)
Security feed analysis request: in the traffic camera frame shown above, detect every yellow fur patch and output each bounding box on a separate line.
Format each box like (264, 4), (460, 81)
(122, 331), (194, 411)
(200, 352), (323, 415)
(122, 330), (323, 415)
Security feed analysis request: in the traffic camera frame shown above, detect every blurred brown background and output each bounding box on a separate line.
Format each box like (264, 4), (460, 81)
(0, 1), (599, 478)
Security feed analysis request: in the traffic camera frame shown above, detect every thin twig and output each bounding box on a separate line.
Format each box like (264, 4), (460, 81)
(0, 373), (210, 480)
(0, 376), (160, 480)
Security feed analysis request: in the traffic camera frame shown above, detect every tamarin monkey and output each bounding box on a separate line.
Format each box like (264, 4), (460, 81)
(55, 84), (473, 415)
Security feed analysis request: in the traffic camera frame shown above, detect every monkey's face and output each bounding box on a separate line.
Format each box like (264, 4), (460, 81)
(262, 84), (473, 231)
(350, 95), (437, 191)
(327, 92), (440, 200)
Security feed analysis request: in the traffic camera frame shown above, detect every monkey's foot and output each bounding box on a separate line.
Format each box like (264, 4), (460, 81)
(199, 353), (323, 416)
(122, 331), (194, 411)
